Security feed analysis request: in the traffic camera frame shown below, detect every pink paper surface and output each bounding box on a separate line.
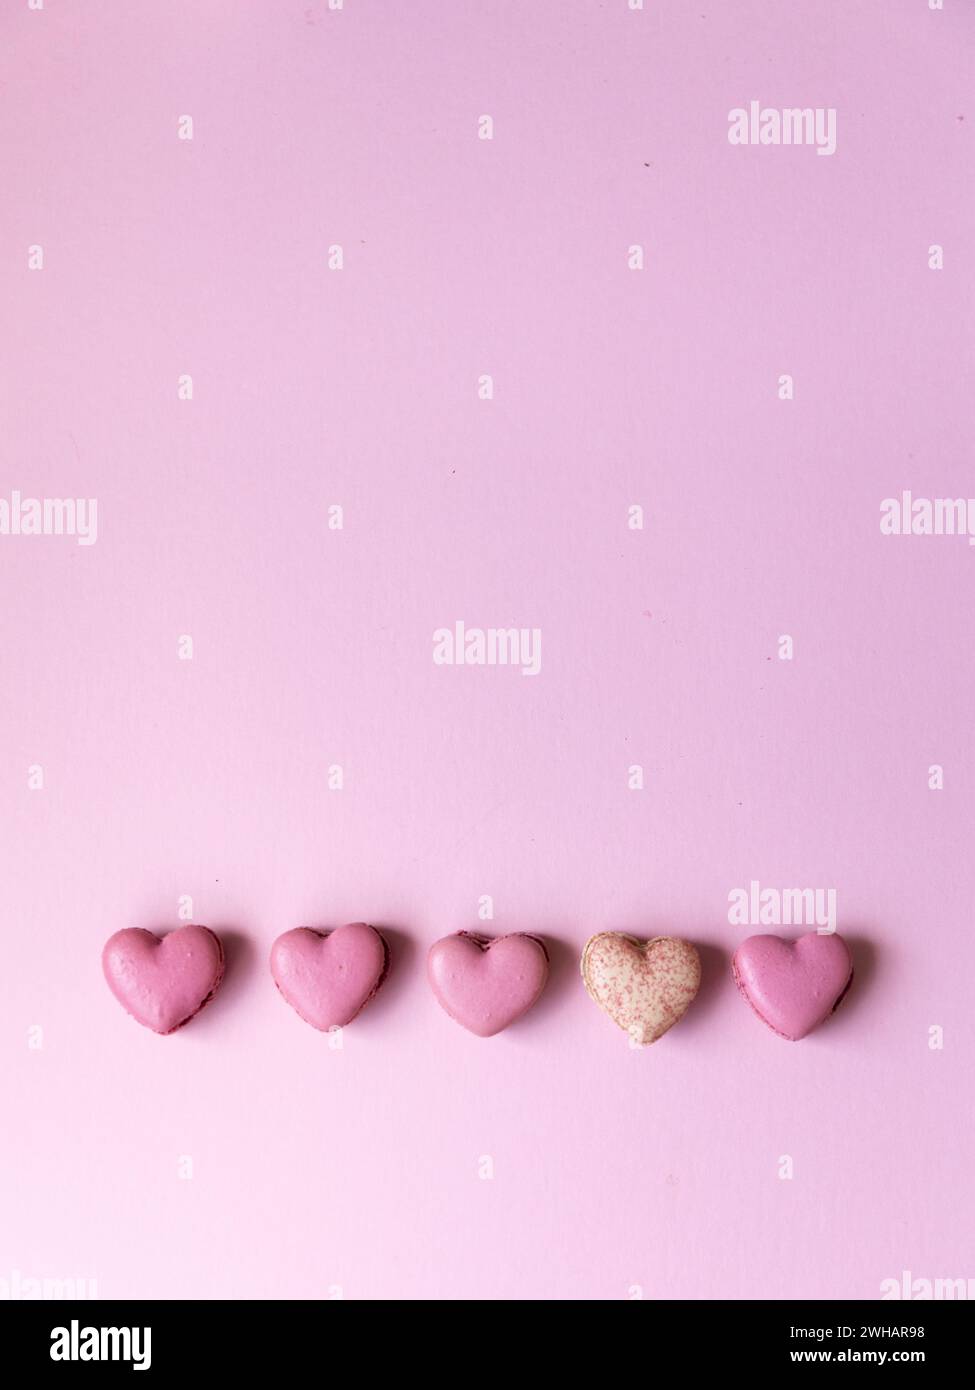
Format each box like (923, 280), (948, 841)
(1, 0), (972, 1301)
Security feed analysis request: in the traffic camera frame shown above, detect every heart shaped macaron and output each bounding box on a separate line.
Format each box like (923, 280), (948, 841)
(427, 932), (549, 1036)
(102, 925), (225, 1034)
(270, 923), (389, 1030)
(732, 931), (853, 1040)
(581, 933), (701, 1045)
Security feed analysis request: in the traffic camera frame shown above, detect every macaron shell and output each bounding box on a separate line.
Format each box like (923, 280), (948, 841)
(427, 932), (549, 1036)
(581, 933), (701, 1045)
(102, 925), (225, 1034)
(732, 931), (854, 1040)
(270, 923), (389, 1030)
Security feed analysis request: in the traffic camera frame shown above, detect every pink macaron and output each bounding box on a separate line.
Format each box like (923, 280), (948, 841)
(270, 923), (389, 1030)
(732, 931), (854, 1040)
(102, 925), (226, 1034)
(427, 931), (549, 1036)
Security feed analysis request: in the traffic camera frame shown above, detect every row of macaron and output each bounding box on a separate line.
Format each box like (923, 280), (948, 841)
(102, 923), (855, 1042)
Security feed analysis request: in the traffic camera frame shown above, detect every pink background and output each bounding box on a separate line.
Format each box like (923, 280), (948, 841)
(2, 0), (973, 1301)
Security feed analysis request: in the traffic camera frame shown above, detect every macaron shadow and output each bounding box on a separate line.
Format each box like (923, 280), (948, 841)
(501, 930), (573, 1036)
(822, 929), (876, 1034)
(656, 937), (726, 1040)
(176, 926), (252, 1036)
(365, 925), (415, 1013)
